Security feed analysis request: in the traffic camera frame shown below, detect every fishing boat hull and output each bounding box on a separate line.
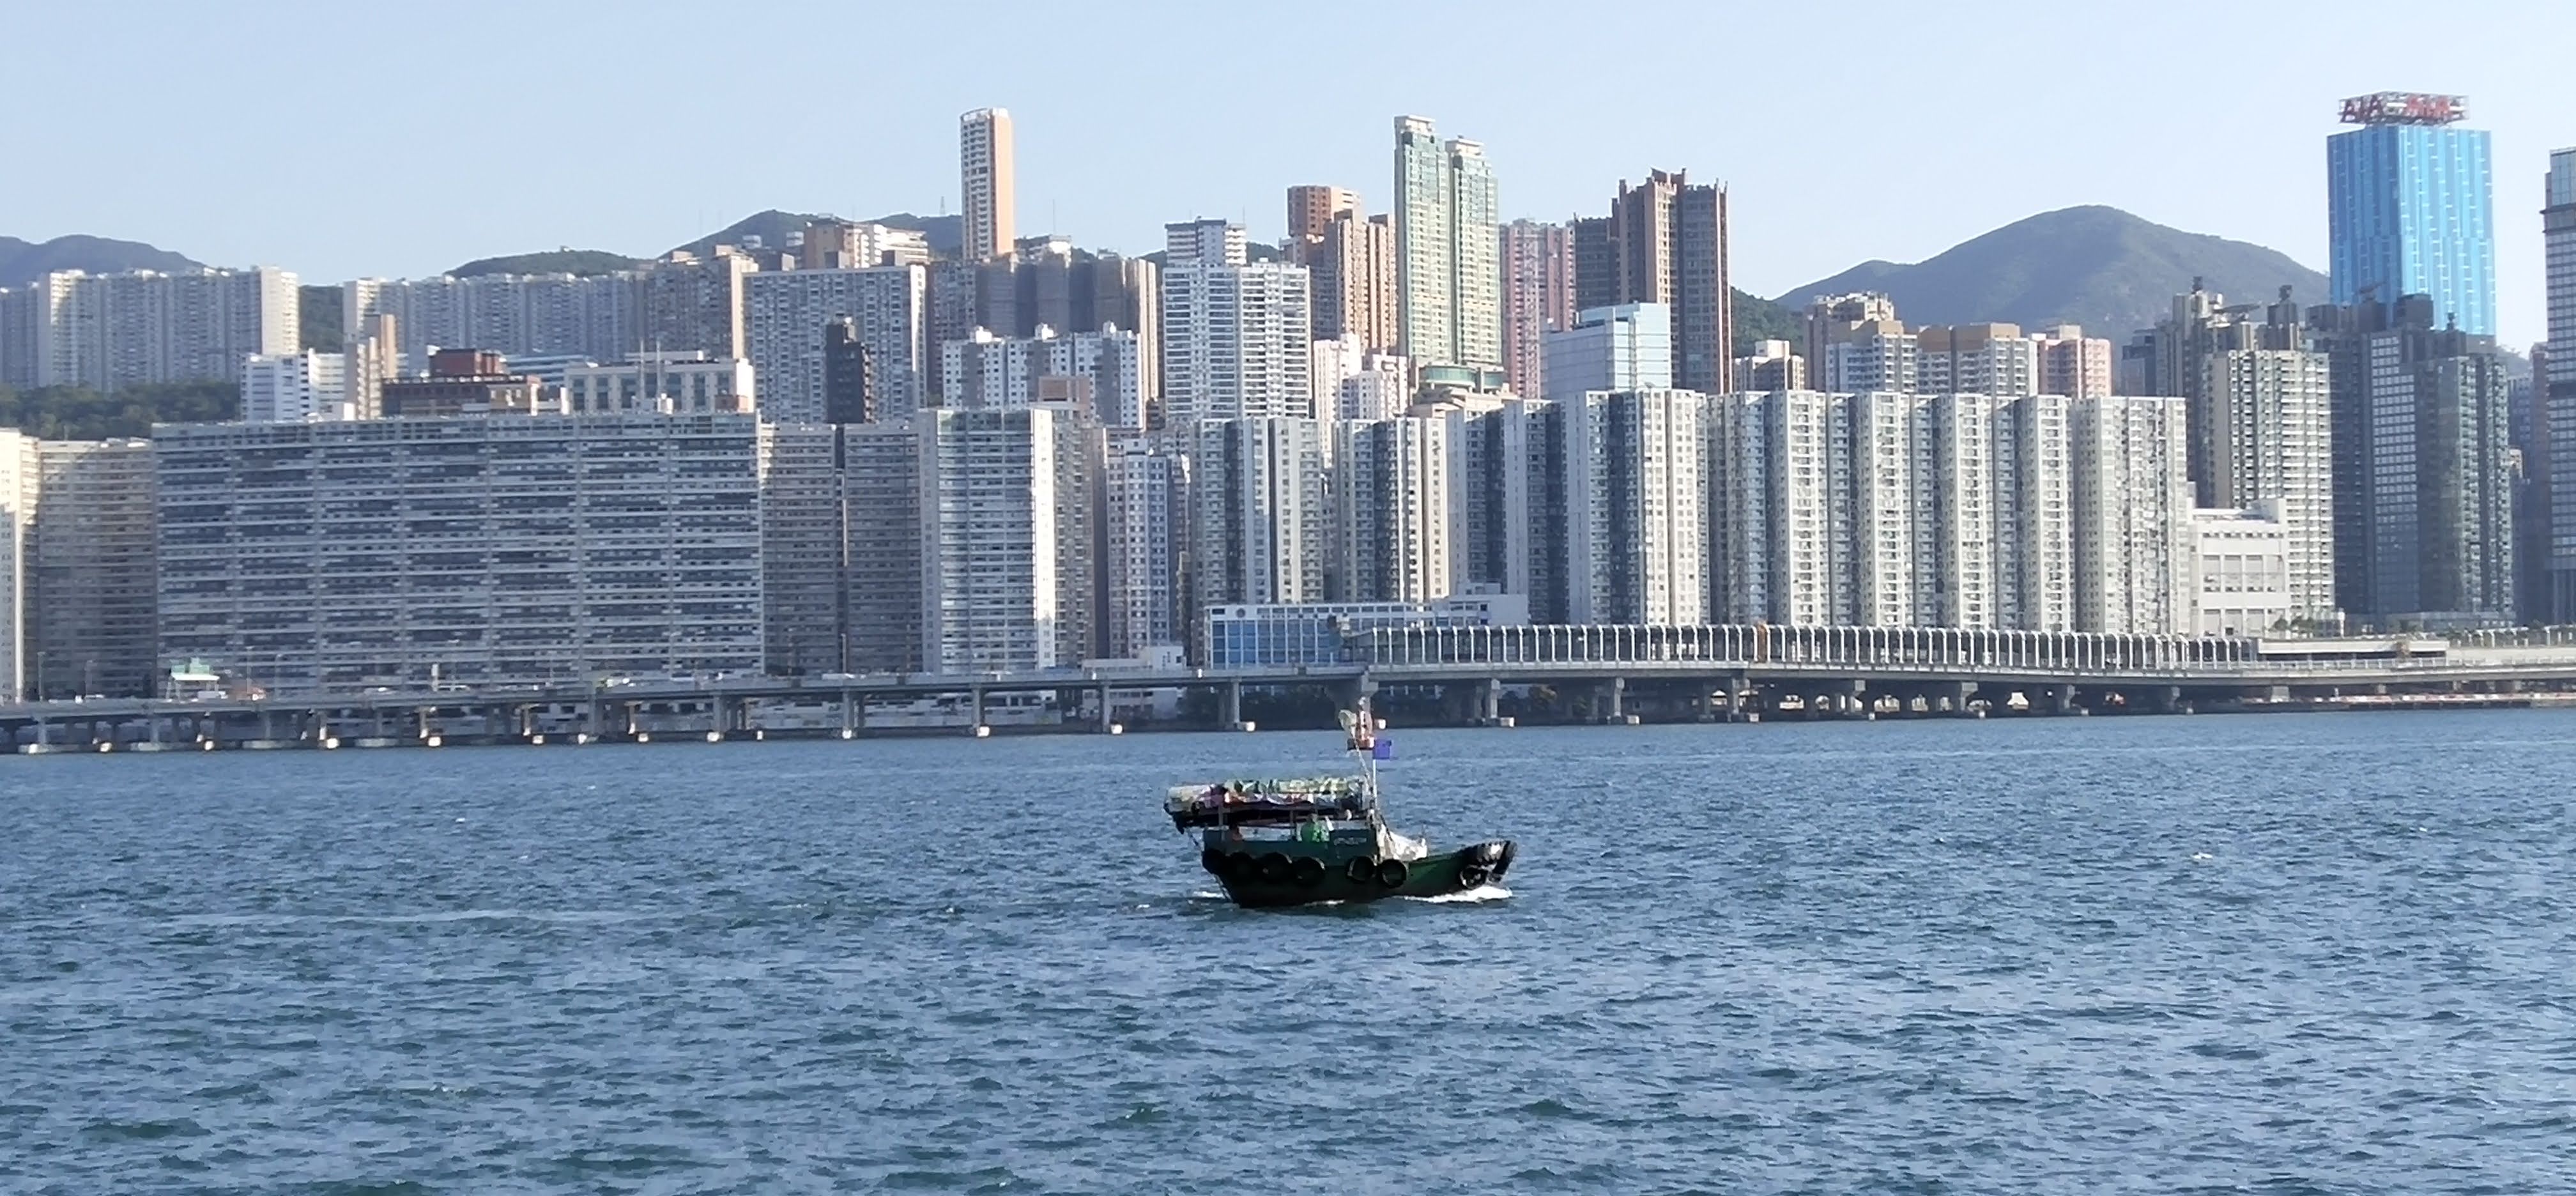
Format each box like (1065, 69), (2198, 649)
(1202, 839), (1517, 909)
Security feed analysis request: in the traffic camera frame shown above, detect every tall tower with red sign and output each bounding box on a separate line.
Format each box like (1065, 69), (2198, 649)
(2326, 92), (2496, 337)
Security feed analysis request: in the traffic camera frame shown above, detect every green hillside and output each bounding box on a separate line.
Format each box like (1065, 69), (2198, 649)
(448, 249), (641, 277)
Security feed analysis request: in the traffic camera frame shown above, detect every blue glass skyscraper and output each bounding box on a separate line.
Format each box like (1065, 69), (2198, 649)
(2326, 93), (2496, 337)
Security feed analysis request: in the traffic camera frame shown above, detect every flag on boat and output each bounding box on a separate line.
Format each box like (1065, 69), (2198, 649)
(1372, 737), (1393, 761)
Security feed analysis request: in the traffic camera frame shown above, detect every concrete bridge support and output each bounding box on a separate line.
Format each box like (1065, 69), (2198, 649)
(1481, 677), (1504, 725)
(1600, 677), (1627, 723)
(1220, 679), (1244, 730)
(1929, 680), (1978, 716)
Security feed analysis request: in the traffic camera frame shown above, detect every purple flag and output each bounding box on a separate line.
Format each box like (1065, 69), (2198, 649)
(1372, 738), (1394, 761)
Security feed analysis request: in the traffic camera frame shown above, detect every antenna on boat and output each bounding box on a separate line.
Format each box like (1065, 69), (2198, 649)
(1342, 698), (1381, 808)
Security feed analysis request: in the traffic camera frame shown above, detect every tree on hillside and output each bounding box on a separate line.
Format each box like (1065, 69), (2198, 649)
(0, 382), (240, 440)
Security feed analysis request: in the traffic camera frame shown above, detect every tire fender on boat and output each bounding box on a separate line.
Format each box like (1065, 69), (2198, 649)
(1376, 859), (1408, 889)
(1289, 857), (1326, 888)
(1255, 853), (1292, 885)
(1200, 848), (1225, 875)
(1344, 856), (1377, 885)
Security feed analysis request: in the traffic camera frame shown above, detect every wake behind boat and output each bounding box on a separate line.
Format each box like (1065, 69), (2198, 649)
(1163, 705), (1515, 909)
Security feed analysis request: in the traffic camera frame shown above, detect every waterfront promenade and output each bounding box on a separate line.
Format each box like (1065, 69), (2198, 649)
(13, 625), (2576, 753)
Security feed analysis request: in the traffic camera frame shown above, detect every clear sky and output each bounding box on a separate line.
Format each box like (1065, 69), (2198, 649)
(4, 0), (2566, 346)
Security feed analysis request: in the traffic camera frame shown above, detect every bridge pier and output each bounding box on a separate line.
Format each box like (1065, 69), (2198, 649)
(1096, 683), (1117, 733)
(1220, 679), (1246, 731)
(1331, 674), (1378, 712)
(1481, 678), (1503, 726)
(1600, 677), (1627, 723)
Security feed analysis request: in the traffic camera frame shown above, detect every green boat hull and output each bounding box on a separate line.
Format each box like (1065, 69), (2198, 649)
(1199, 838), (1517, 909)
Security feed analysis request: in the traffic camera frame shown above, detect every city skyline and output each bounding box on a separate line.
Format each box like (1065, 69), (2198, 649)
(4, 2), (2570, 348)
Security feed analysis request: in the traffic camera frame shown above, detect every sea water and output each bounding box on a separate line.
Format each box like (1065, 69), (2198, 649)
(3, 711), (2572, 1193)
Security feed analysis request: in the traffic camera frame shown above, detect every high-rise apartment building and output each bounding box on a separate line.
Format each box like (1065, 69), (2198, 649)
(632, 250), (755, 360)
(1558, 388), (1706, 625)
(1572, 170), (1731, 392)
(1730, 341), (1807, 392)
(1917, 324), (2040, 396)
(2327, 93), (2494, 336)
(2069, 395), (2196, 634)
(917, 406), (1096, 672)
(1450, 397), (1563, 619)
(821, 318), (875, 424)
(843, 422), (923, 673)
(0, 433), (30, 700)
(2136, 284), (2336, 622)
(562, 353), (756, 415)
(1166, 218), (1248, 268)
(241, 352), (352, 422)
(2313, 295), (2513, 623)
(1709, 392), (2087, 631)
(1313, 335), (1410, 422)
(744, 264), (926, 424)
(1287, 186), (1359, 247)
(2204, 344), (2334, 622)
(0, 268), (296, 392)
(2034, 325), (2114, 399)
(1802, 293), (1914, 393)
(1499, 220), (1574, 399)
(1304, 209), (1398, 353)
(155, 414), (766, 694)
(1101, 432), (1185, 659)
(2540, 148), (2576, 621)
(753, 422), (846, 677)
(1333, 416), (1457, 604)
(1542, 303), (1673, 402)
(1160, 229), (1312, 428)
(0, 433), (157, 700)
(1393, 116), (1500, 371)
(939, 325), (1148, 426)
(799, 218), (931, 270)
(345, 272), (630, 362)
(960, 107), (1016, 263)
(1192, 417), (1330, 616)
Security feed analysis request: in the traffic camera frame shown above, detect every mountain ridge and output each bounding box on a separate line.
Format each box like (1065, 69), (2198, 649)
(1775, 205), (2329, 337)
(0, 234), (205, 288)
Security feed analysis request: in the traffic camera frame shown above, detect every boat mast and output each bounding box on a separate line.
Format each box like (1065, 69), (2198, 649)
(1343, 697), (1380, 812)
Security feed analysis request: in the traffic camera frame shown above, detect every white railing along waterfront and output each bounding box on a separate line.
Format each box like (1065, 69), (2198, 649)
(1356, 624), (2264, 674)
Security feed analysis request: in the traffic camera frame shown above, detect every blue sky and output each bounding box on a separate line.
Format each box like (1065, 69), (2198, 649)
(3, 0), (2564, 344)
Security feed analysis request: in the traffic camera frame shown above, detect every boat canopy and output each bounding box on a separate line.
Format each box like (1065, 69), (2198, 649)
(1165, 776), (1371, 829)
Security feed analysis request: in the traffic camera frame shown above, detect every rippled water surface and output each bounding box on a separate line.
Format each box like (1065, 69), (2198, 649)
(5, 712), (2574, 1193)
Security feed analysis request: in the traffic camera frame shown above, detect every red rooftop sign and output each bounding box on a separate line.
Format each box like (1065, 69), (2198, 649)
(2339, 93), (2468, 126)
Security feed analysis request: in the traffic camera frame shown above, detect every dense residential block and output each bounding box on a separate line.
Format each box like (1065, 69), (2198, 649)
(1393, 116), (1500, 372)
(0, 268), (296, 392)
(1160, 228), (1313, 427)
(153, 415), (767, 694)
(1333, 415), (1457, 604)
(745, 264), (927, 424)
(1572, 171), (1730, 392)
(0, 432), (157, 700)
